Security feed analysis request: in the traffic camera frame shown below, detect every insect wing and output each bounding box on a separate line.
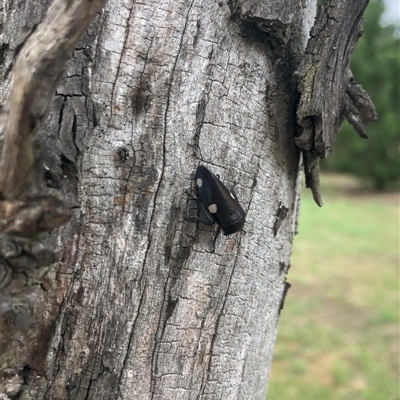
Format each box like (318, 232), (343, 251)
(195, 166), (245, 235)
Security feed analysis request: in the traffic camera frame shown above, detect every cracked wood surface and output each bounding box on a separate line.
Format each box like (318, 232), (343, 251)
(0, 0), (105, 239)
(1, 0), (314, 399)
(0, 0), (105, 200)
(0, 2), (105, 385)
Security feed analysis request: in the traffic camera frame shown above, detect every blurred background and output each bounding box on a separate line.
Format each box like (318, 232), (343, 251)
(268, 0), (399, 399)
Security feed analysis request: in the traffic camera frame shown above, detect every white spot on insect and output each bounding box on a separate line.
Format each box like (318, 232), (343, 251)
(196, 178), (203, 187)
(230, 192), (235, 199)
(208, 204), (217, 214)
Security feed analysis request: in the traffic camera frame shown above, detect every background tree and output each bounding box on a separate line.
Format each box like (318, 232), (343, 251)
(324, 0), (400, 190)
(0, 0), (374, 399)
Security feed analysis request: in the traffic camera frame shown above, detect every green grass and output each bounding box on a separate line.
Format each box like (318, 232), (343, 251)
(268, 174), (399, 400)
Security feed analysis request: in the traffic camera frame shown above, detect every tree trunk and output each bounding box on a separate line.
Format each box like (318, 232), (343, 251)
(0, 0), (373, 399)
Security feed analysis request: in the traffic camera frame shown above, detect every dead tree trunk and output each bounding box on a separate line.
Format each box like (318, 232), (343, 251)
(0, 0), (374, 399)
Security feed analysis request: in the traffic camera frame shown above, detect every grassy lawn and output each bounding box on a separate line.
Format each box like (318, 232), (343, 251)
(267, 174), (399, 400)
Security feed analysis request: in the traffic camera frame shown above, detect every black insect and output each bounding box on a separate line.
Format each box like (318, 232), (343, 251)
(185, 165), (245, 247)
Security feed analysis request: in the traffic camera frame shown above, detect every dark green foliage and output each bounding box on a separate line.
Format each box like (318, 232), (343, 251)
(323, 0), (400, 190)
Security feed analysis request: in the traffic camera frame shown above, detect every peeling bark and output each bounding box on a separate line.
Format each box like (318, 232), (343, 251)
(296, 0), (376, 204)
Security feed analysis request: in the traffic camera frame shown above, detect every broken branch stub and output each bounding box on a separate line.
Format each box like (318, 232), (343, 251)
(296, 0), (376, 204)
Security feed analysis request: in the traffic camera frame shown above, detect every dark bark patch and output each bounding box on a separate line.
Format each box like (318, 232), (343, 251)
(192, 92), (206, 158)
(165, 296), (178, 321)
(0, 42), (10, 65)
(130, 72), (155, 119)
(278, 281), (291, 315)
(61, 154), (79, 184)
(116, 147), (129, 164)
(18, 365), (33, 385)
(230, 0), (298, 44)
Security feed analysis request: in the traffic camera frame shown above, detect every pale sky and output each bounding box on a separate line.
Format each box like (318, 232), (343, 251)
(383, 0), (400, 25)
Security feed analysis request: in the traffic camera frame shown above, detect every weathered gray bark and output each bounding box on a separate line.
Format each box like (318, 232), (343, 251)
(295, 0), (376, 205)
(0, 0), (373, 399)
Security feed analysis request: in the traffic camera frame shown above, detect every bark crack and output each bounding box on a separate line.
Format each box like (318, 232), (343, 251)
(197, 243), (243, 398)
(116, 282), (148, 398)
(148, 2), (195, 397)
